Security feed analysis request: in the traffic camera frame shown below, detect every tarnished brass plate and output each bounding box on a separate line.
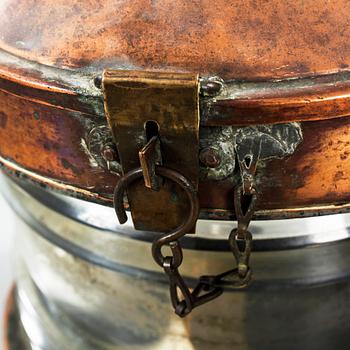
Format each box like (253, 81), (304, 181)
(103, 70), (199, 232)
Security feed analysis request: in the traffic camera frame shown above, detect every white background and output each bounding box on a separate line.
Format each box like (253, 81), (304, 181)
(0, 192), (15, 348)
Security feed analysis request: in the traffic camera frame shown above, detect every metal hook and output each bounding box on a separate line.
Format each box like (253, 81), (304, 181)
(236, 139), (262, 194)
(113, 166), (199, 267)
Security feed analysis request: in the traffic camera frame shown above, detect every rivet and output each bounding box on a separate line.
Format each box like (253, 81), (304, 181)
(199, 148), (221, 168)
(200, 80), (223, 97)
(101, 144), (119, 162)
(94, 75), (102, 89)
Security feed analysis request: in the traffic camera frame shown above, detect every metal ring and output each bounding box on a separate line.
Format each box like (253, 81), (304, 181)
(114, 166), (199, 267)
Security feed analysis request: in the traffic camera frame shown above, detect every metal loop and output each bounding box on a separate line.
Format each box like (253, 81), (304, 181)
(168, 241), (183, 268)
(229, 228), (253, 277)
(236, 139), (261, 195)
(201, 267), (252, 289)
(190, 281), (223, 309)
(163, 260), (223, 318)
(234, 185), (257, 237)
(114, 166), (199, 267)
(163, 257), (193, 317)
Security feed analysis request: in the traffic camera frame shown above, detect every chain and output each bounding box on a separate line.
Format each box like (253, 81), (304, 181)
(114, 166), (223, 317)
(227, 184), (257, 285)
(153, 237), (224, 318)
(151, 182), (257, 317)
(114, 138), (260, 317)
(160, 241), (224, 317)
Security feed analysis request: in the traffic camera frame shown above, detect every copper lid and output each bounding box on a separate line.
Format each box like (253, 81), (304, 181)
(1, 0), (350, 80)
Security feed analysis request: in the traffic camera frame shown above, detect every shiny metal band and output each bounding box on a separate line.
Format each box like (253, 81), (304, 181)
(2, 175), (350, 349)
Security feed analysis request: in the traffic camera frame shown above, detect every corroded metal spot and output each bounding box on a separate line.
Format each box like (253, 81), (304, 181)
(235, 123), (303, 161)
(84, 124), (122, 174)
(200, 126), (236, 180)
(200, 123), (303, 180)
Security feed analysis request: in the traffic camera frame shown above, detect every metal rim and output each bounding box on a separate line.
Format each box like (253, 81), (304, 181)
(3, 174), (350, 252)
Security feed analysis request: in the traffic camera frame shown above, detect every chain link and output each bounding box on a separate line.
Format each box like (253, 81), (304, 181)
(154, 239), (224, 318)
(115, 166), (258, 317)
(151, 182), (258, 317)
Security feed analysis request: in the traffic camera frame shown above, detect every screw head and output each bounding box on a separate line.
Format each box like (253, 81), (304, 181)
(200, 79), (223, 97)
(199, 148), (221, 168)
(94, 75), (102, 89)
(101, 144), (118, 162)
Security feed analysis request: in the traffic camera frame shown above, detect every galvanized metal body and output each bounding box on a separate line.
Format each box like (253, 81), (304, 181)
(3, 175), (350, 349)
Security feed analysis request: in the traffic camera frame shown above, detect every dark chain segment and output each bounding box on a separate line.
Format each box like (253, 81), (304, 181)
(114, 166), (258, 317)
(228, 184), (257, 282)
(154, 239), (224, 317)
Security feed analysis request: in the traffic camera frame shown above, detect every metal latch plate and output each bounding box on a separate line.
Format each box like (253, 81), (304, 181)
(103, 70), (199, 232)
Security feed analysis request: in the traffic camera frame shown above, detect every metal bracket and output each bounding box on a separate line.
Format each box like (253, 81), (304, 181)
(103, 70), (199, 232)
(138, 136), (162, 191)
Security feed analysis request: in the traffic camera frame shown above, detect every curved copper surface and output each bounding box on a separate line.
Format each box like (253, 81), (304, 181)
(1, 0), (350, 80)
(0, 2), (349, 217)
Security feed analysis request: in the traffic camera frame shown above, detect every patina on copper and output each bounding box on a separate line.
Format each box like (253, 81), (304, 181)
(2, 0), (350, 81)
(0, 1), (349, 220)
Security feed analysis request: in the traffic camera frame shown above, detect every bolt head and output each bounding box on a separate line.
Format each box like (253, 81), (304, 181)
(94, 75), (102, 89)
(200, 80), (223, 97)
(101, 144), (118, 162)
(199, 148), (221, 168)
